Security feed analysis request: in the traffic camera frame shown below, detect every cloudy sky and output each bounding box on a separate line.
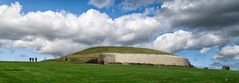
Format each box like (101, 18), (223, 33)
(0, 0), (239, 70)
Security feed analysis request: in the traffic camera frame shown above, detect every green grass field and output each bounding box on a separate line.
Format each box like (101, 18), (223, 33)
(0, 62), (238, 83)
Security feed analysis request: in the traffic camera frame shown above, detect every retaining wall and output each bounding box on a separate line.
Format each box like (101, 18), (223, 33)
(100, 53), (190, 67)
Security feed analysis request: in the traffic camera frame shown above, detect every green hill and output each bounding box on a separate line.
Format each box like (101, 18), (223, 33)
(46, 46), (172, 63)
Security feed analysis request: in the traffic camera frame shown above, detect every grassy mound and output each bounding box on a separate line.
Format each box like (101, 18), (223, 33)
(73, 46), (171, 55)
(46, 46), (172, 63)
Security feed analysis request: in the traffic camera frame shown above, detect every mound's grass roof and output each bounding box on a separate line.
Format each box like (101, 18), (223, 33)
(45, 46), (173, 62)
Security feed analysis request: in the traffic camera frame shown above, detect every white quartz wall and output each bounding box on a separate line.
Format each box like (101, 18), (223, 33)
(101, 53), (190, 67)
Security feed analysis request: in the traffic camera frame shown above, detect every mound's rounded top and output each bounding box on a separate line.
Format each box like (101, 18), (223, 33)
(45, 46), (174, 62)
(72, 46), (172, 55)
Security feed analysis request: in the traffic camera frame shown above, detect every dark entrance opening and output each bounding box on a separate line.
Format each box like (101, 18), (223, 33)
(86, 57), (99, 63)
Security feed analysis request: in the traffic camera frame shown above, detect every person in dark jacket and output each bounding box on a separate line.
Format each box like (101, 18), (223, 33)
(35, 57), (37, 62)
(64, 57), (68, 63)
(32, 58), (34, 62)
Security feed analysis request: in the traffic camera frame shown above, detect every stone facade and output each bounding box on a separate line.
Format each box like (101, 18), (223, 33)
(99, 53), (190, 67)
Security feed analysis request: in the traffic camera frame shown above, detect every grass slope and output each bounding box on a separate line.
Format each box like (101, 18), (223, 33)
(47, 46), (172, 63)
(0, 62), (238, 83)
(74, 46), (171, 54)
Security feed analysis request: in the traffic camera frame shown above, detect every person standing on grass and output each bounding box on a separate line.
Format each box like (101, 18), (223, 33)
(65, 57), (68, 62)
(35, 57), (37, 62)
(31, 57), (33, 62)
(29, 57), (31, 62)
(32, 57), (34, 62)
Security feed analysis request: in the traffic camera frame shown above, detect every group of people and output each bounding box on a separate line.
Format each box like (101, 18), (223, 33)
(29, 57), (38, 62)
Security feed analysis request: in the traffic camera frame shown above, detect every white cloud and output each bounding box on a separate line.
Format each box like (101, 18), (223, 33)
(0, 1), (238, 60)
(32, 38), (83, 56)
(200, 47), (211, 54)
(161, 0), (239, 33)
(214, 45), (239, 61)
(153, 30), (191, 52)
(185, 32), (226, 49)
(6, 40), (32, 48)
(153, 30), (226, 52)
(0, 2), (169, 56)
(0, 2), (116, 56)
(0, 39), (12, 47)
(114, 13), (169, 44)
(3, 36), (87, 56)
(158, 0), (239, 62)
(89, 0), (114, 9)
(121, 0), (163, 11)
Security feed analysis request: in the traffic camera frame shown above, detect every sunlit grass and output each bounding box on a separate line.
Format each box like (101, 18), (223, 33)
(0, 62), (238, 83)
